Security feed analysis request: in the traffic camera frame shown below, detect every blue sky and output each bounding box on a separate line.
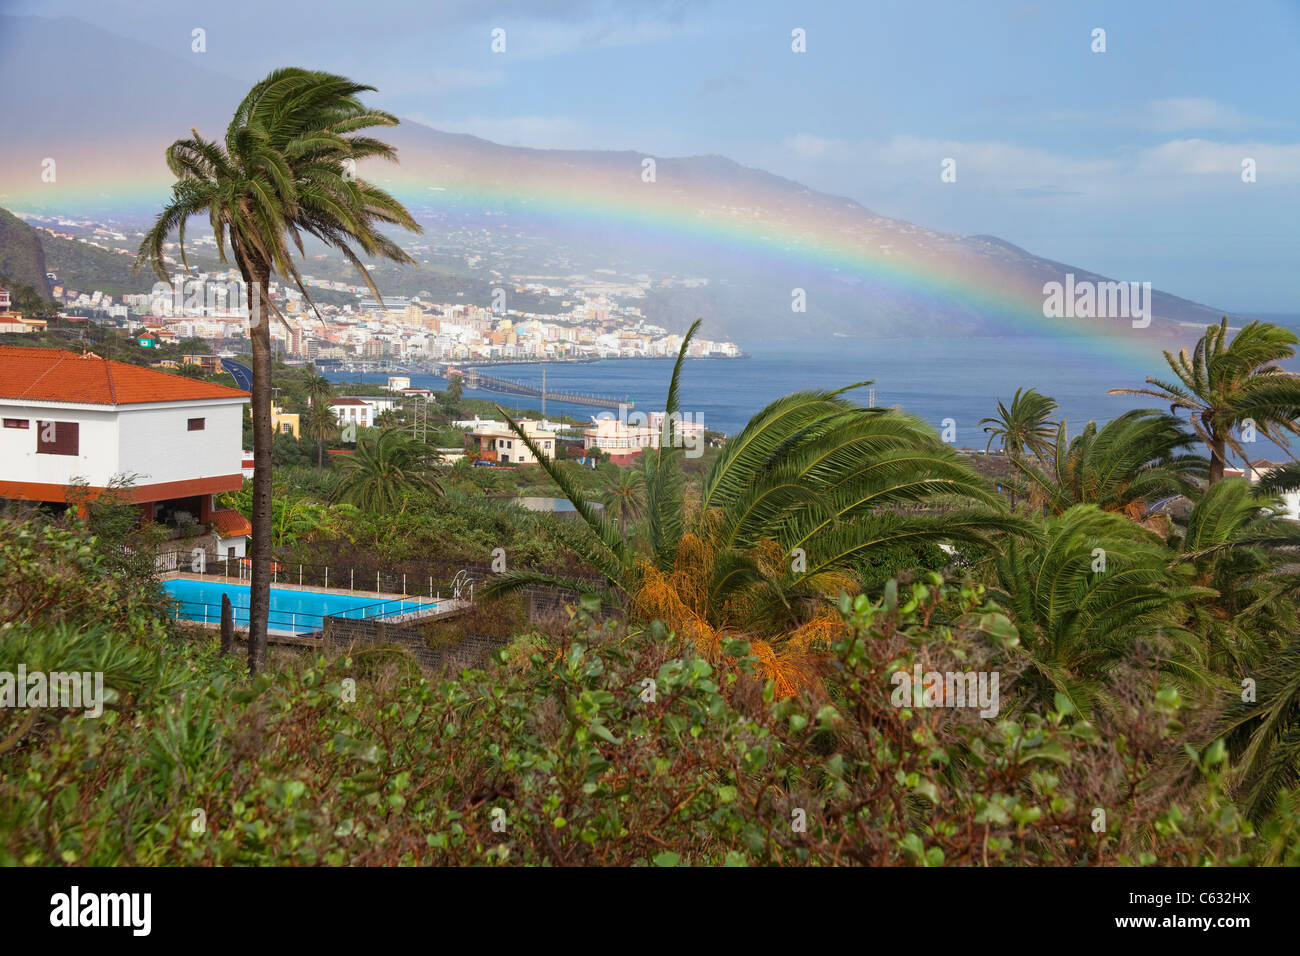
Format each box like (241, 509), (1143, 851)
(6, 0), (1299, 311)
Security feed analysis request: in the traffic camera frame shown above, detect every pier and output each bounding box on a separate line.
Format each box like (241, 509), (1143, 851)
(447, 365), (632, 410)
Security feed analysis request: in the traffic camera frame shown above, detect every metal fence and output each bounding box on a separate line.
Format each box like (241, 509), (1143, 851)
(160, 554), (482, 603)
(166, 593), (449, 637)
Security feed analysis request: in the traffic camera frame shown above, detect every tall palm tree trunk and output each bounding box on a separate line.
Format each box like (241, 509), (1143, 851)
(1209, 436), (1227, 485)
(240, 253), (273, 673)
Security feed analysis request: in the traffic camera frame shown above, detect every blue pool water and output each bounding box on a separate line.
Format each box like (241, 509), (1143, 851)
(163, 578), (438, 634)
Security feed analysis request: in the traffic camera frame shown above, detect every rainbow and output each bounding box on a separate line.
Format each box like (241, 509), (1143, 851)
(0, 132), (1188, 376)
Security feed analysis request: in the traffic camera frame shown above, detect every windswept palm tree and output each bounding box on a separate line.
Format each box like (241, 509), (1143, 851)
(1109, 319), (1300, 484)
(482, 320), (1024, 696)
(1013, 409), (1206, 522)
(980, 387), (1060, 459)
(334, 429), (442, 515)
(136, 68), (420, 671)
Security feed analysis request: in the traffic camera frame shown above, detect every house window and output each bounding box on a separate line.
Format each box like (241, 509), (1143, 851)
(36, 421), (79, 456)
(3, 419), (29, 429)
(188, 418), (205, 431)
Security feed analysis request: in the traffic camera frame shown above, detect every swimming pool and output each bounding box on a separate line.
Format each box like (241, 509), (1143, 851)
(163, 578), (439, 634)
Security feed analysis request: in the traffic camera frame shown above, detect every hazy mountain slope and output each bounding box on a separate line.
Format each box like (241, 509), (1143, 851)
(0, 207), (52, 298)
(0, 14), (1231, 342)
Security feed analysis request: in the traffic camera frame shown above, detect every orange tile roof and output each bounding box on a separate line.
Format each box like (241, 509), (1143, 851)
(209, 509), (253, 538)
(0, 346), (250, 406)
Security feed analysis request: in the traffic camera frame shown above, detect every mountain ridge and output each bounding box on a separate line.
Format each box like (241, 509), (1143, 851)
(0, 14), (1234, 341)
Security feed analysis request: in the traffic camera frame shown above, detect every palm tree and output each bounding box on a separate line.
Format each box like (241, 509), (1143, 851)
(990, 504), (1210, 716)
(980, 387), (1059, 459)
(137, 68), (420, 671)
(601, 470), (645, 538)
(440, 378), (465, 420)
(304, 373), (334, 412)
(1169, 478), (1300, 674)
(1219, 636), (1300, 823)
(334, 429), (442, 515)
(979, 388), (1059, 507)
(483, 320), (1023, 696)
(1013, 409), (1206, 522)
(1110, 319), (1300, 484)
(1163, 476), (1300, 823)
(302, 402), (339, 470)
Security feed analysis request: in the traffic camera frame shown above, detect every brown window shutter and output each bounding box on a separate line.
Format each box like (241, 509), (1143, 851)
(36, 421), (79, 456)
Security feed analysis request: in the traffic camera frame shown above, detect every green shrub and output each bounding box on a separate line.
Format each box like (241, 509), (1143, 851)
(2, 528), (1288, 865)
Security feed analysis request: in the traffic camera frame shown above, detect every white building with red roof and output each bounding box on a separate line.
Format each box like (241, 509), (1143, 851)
(0, 287), (47, 334)
(328, 396), (375, 428)
(0, 345), (253, 555)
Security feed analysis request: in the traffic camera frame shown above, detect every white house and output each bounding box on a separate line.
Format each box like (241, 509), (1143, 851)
(0, 287), (47, 334)
(465, 418), (556, 465)
(0, 345), (253, 555)
(339, 394), (400, 413)
(328, 397), (375, 428)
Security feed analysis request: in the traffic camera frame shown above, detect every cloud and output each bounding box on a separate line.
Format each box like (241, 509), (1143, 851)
(1142, 97), (1264, 132)
(1136, 139), (1300, 180)
(1042, 97), (1288, 133)
(772, 132), (1300, 198)
(499, 15), (704, 59)
(378, 67), (506, 97)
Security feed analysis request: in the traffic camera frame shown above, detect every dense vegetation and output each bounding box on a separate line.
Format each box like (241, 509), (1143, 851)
(3, 510), (1296, 865)
(2, 317), (1300, 865)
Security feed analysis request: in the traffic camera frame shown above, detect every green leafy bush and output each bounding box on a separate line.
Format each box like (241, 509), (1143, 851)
(2, 521), (1289, 866)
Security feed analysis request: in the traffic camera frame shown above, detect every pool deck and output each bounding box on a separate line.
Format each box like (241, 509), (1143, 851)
(161, 571), (473, 641)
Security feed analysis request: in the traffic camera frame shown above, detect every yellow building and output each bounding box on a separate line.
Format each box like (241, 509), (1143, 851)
(249, 403), (300, 439)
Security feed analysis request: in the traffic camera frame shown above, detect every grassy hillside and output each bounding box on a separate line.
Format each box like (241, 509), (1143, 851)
(38, 231), (144, 298)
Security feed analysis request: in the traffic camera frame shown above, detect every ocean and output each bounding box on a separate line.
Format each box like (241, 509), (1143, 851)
(327, 324), (1300, 458)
